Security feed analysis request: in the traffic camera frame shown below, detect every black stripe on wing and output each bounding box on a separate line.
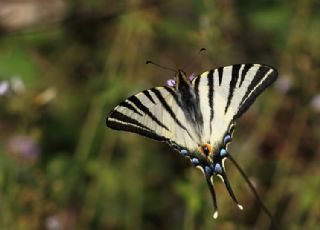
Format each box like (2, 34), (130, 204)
(107, 111), (167, 141)
(194, 75), (201, 103)
(128, 95), (170, 131)
(218, 67), (223, 86)
(207, 70), (214, 133)
(235, 65), (278, 119)
(119, 101), (143, 116)
(225, 64), (241, 113)
(152, 87), (198, 144)
(143, 90), (156, 104)
(239, 64), (253, 87)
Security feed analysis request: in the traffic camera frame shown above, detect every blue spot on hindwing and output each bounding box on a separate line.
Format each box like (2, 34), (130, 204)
(191, 158), (199, 166)
(205, 166), (212, 175)
(224, 134), (231, 144)
(180, 149), (188, 156)
(220, 148), (227, 157)
(214, 163), (223, 174)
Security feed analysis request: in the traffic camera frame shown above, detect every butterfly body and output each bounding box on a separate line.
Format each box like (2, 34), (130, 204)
(106, 64), (277, 218)
(176, 71), (204, 137)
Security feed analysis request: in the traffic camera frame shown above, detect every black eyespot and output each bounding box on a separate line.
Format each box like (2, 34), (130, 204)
(203, 146), (209, 155)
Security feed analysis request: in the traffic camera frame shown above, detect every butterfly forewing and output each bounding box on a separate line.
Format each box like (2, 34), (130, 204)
(192, 64), (277, 146)
(107, 64), (277, 151)
(106, 86), (199, 151)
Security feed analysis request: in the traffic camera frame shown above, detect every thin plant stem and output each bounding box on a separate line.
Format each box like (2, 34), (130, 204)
(227, 154), (280, 230)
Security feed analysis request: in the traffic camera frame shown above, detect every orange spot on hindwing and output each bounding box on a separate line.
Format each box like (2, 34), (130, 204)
(198, 144), (213, 157)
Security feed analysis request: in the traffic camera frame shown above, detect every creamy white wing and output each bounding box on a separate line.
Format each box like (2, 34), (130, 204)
(107, 86), (200, 152)
(192, 64), (277, 147)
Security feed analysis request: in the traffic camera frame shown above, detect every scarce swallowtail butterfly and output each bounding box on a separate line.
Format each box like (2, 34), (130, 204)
(106, 64), (278, 220)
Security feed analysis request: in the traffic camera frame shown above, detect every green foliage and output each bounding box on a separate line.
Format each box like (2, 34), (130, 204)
(0, 41), (40, 83)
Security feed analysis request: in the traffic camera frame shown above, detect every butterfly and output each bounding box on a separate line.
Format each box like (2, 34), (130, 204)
(106, 64), (278, 219)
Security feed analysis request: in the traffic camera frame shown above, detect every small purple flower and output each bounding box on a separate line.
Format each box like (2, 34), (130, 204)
(6, 135), (40, 161)
(188, 73), (196, 81)
(310, 94), (320, 113)
(166, 79), (176, 87)
(166, 73), (196, 87)
(0, 81), (9, 96)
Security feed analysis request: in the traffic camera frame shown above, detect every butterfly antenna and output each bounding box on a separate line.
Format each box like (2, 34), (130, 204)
(146, 60), (176, 73)
(205, 174), (219, 219)
(220, 170), (243, 210)
(227, 154), (280, 230)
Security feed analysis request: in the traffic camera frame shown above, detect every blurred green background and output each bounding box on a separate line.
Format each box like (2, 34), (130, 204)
(0, 0), (319, 229)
